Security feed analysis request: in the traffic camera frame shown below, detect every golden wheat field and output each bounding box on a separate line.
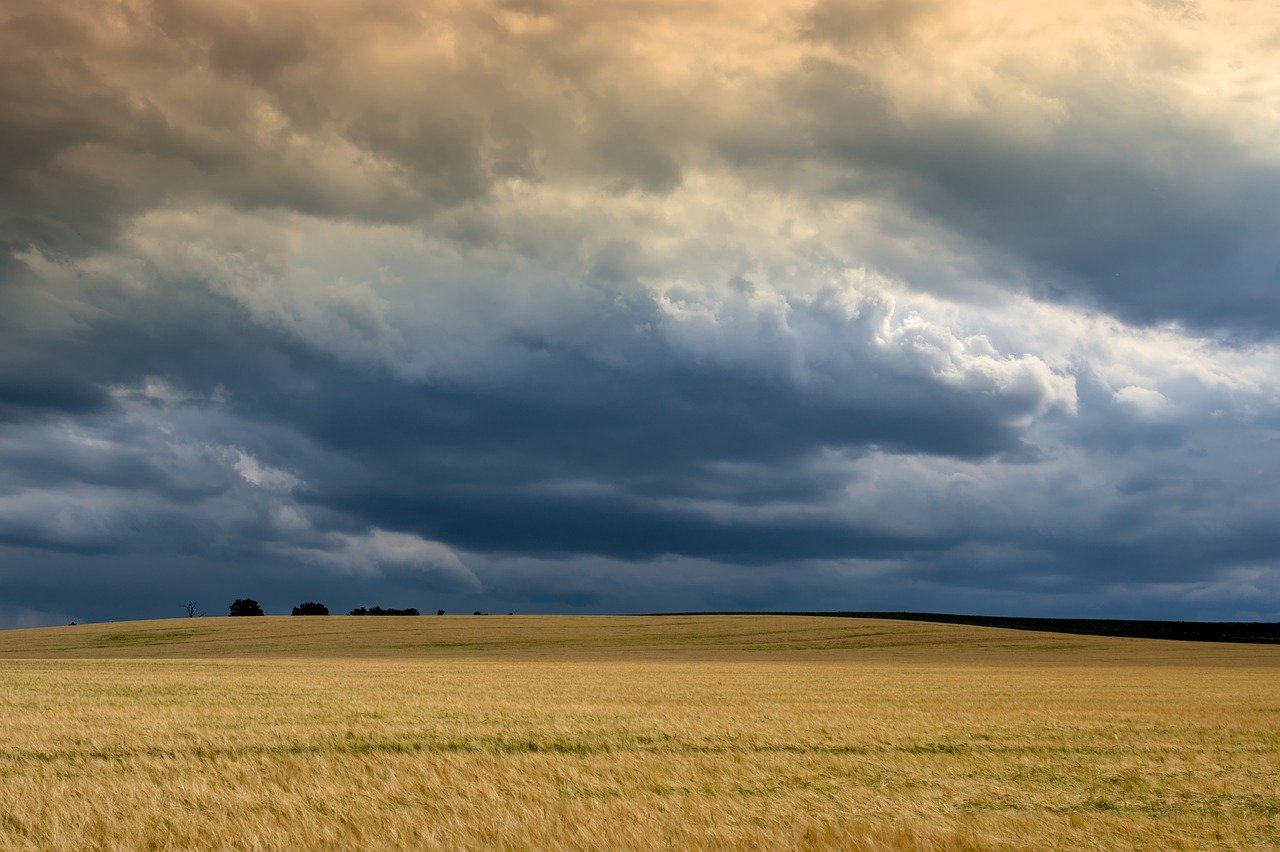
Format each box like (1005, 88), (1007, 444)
(0, 615), (1277, 850)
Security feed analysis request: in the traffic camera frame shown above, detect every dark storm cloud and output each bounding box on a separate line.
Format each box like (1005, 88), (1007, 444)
(1, 0), (1279, 624)
(0, 0), (716, 267)
(773, 61), (1280, 334)
(2, 256), (1270, 620)
(8, 0), (1278, 333)
(0, 370), (110, 422)
(263, 355), (1031, 562)
(0, 267), (1037, 562)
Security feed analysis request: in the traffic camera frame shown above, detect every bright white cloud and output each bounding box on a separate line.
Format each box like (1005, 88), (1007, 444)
(278, 529), (482, 591)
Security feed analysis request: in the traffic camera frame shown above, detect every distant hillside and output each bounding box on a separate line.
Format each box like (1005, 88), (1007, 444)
(2, 614), (1279, 662)
(650, 612), (1280, 644)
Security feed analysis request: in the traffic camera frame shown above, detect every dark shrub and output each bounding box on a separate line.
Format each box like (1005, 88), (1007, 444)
(291, 601), (330, 616)
(436, 609), (446, 616)
(228, 598), (265, 616)
(348, 606), (419, 616)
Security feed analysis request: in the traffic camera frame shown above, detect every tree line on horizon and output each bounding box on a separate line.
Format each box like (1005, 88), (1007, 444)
(219, 599), (504, 617)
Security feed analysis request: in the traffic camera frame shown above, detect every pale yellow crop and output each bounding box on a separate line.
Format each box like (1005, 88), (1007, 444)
(0, 616), (1276, 850)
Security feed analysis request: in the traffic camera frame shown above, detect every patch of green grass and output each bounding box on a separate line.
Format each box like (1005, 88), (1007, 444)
(88, 629), (200, 647)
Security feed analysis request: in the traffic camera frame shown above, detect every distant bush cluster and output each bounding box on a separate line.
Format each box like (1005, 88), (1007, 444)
(348, 606), (420, 616)
(211, 600), (508, 617)
(228, 598), (264, 617)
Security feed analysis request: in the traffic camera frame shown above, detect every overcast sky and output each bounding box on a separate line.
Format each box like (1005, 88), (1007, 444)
(3, 0), (1280, 625)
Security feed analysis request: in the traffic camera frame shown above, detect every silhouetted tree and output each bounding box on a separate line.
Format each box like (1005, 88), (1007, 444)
(436, 609), (446, 615)
(291, 601), (330, 616)
(183, 601), (204, 618)
(228, 598), (265, 616)
(348, 606), (419, 616)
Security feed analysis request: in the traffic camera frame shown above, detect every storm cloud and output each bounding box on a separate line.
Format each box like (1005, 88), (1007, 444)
(2, 0), (1279, 624)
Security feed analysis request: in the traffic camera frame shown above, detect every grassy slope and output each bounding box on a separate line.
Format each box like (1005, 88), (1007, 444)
(656, 611), (1280, 643)
(1, 613), (1278, 663)
(1, 616), (1278, 849)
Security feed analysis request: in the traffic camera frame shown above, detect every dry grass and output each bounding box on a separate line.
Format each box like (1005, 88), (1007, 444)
(0, 616), (1277, 850)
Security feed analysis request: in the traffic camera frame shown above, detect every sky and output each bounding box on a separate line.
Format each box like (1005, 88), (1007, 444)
(2, 0), (1280, 625)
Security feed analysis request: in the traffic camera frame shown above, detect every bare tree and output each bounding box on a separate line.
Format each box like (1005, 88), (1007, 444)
(183, 601), (203, 618)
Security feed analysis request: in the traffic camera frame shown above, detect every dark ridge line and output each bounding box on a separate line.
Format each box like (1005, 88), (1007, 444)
(639, 611), (1280, 644)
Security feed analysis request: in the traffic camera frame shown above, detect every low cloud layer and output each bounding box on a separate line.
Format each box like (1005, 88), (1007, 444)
(2, 0), (1279, 624)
